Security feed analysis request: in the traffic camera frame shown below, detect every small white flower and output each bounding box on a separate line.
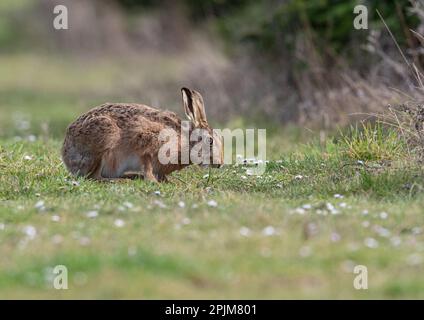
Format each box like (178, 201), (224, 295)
(326, 202), (339, 215)
(35, 200), (44, 208)
(34, 200), (45, 212)
(295, 208), (306, 215)
(246, 169), (254, 176)
(316, 209), (326, 215)
(71, 181), (80, 187)
(240, 175), (247, 180)
(181, 217), (191, 225)
(123, 201), (133, 209)
(51, 215), (60, 222)
(362, 221), (370, 228)
(362, 210), (369, 216)
(412, 227), (422, 235)
(239, 226), (251, 237)
(154, 190), (161, 196)
(153, 200), (167, 208)
(302, 204), (312, 210)
(374, 225), (391, 238)
(326, 202), (335, 211)
(23, 155), (33, 161)
(207, 200), (218, 207)
(379, 212), (388, 220)
(0, 223), (5, 230)
(364, 237), (379, 249)
(334, 194), (344, 199)
(114, 219), (125, 228)
(203, 174), (209, 179)
(339, 202), (347, 208)
(331, 232), (341, 242)
(262, 226), (276, 236)
(23, 225), (37, 239)
(294, 175), (303, 180)
(178, 201), (185, 208)
(86, 211), (98, 219)
(27, 135), (36, 142)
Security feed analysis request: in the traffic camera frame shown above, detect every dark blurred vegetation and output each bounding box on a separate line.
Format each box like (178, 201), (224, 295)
(1, 0), (423, 129)
(116, 0), (418, 51)
(114, 0), (419, 62)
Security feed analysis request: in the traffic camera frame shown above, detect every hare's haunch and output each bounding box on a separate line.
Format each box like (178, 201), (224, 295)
(62, 88), (223, 182)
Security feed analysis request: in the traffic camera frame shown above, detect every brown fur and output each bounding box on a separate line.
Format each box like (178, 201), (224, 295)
(62, 88), (223, 182)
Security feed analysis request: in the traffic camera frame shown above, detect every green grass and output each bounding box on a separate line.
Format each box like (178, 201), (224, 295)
(1, 135), (424, 299)
(339, 122), (407, 161)
(1, 53), (424, 299)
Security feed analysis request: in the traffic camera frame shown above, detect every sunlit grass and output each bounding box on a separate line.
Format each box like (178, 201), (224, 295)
(340, 122), (407, 161)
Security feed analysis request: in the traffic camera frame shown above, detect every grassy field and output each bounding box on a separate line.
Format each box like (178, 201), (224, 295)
(1, 54), (424, 299)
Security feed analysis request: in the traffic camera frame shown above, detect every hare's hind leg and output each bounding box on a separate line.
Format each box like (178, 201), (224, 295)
(88, 159), (110, 181)
(64, 115), (121, 180)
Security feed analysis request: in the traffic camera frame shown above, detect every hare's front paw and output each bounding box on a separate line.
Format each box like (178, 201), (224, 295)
(144, 173), (158, 183)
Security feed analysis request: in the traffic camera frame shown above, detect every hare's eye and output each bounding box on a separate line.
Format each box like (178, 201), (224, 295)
(209, 137), (214, 146)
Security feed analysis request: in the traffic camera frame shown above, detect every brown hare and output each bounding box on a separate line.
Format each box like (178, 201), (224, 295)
(62, 88), (223, 182)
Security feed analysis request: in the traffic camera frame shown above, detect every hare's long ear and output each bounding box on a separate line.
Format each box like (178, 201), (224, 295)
(182, 87), (195, 123)
(181, 87), (208, 128)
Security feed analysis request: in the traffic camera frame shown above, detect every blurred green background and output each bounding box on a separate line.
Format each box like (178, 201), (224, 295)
(0, 0), (422, 139)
